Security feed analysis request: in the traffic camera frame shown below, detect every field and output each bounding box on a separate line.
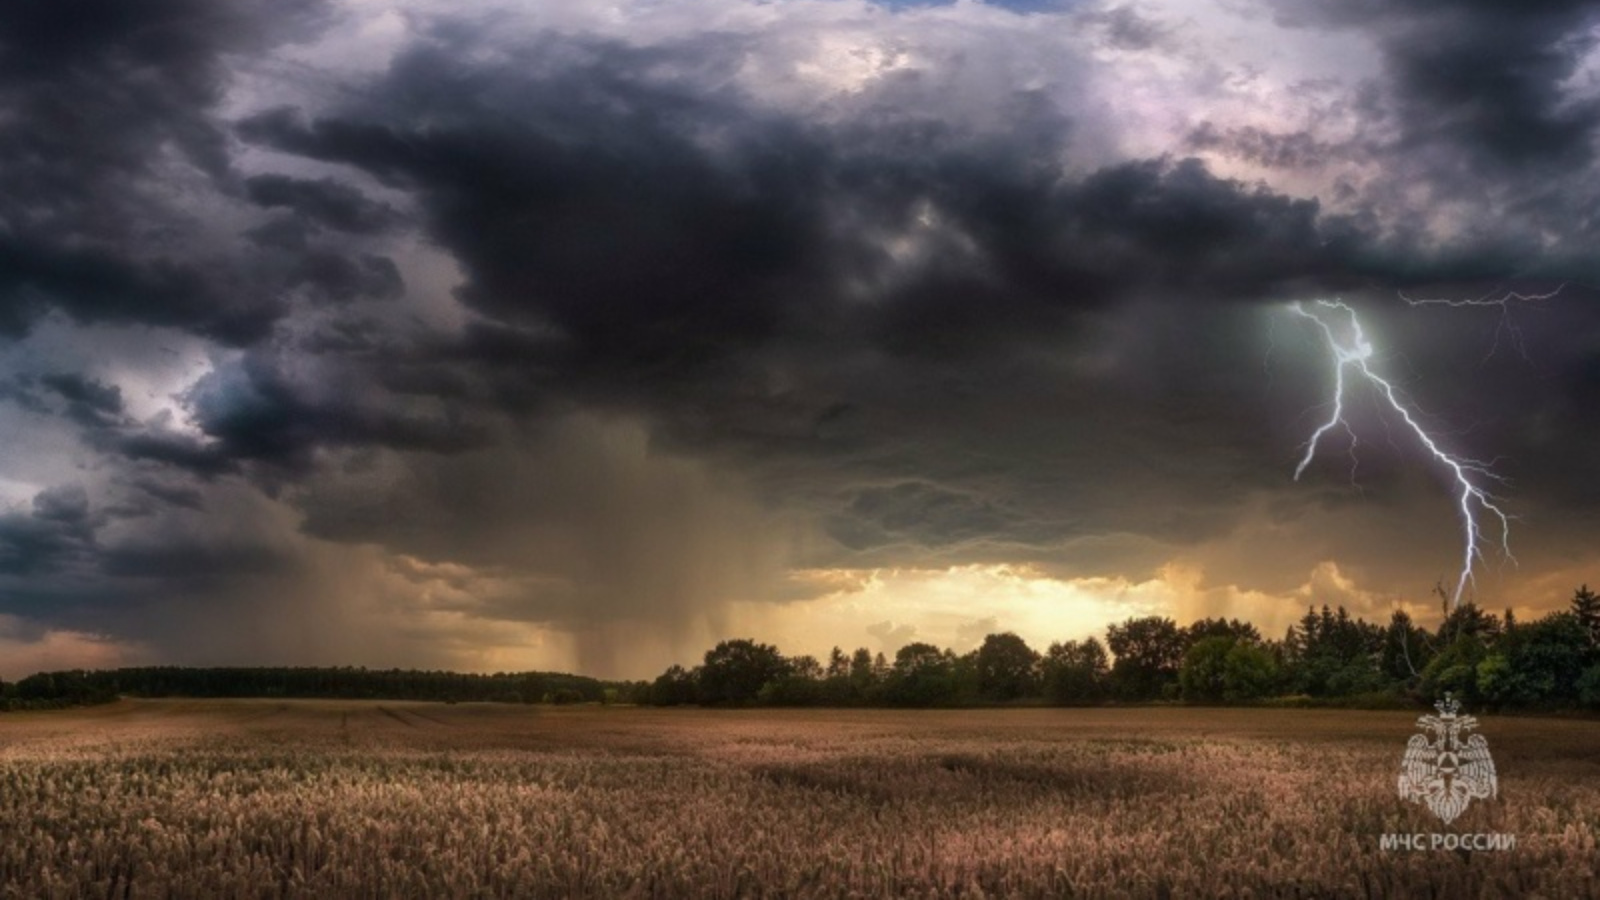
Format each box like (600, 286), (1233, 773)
(2, 701), (1597, 898)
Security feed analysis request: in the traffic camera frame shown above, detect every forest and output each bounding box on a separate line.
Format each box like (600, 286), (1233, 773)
(0, 666), (616, 711)
(639, 585), (1600, 710)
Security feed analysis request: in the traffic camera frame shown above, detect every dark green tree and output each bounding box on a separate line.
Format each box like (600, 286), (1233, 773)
(848, 647), (878, 700)
(1437, 601), (1502, 646)
(1042, 638), (1109, 705)
(789, 655), (823, 680)
(1571, 584), (1600, 649)
(1187, 618), (1261, 644)
(1579, 664), (1600, 709)
(884, 642), (960, 706)
(1179, 636), (1235, 703)
(758, 654), (824, 706)
(1420, 634), (1490, 705)
(1221, 641), (1278, 701)
(826, 647), (849, 678)
(1476, 612), (1590, 708)
(698, 639), (789, 705)
(975, 632), (1039, 700)
(1283, 605), (1382, 697)
(1380, 609), (1432, 683)
(1106, 616), (1185, 700)
(1179, 632), (1278, 704)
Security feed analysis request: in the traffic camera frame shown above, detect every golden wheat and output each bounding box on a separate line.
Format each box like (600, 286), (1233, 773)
(0, 701), (1595, 898)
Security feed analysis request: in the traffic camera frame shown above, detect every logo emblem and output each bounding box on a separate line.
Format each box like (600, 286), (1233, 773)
(1398, 694), (1497, 824)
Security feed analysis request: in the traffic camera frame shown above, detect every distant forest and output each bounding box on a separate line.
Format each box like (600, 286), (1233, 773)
(0, 666), (622, 712)
(639, 585), (1600, 711)
(7, 585), (1599, 714)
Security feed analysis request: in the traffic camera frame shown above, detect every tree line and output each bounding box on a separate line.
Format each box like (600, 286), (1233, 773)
(639, 585), (1600, 710)
(7, 585), (1597, 713)
(0, 666), (625, 711)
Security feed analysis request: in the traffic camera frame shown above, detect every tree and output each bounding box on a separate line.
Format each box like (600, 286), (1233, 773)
(1180, 634), (1278, 704)
(1380, 610), (1432, 683)
(1572, 584), (1600, 649)
(884, 642), (959, 706)
(893, 642), (948, 673)
(1437, 601), (1501, 646)
(826, 647), (849, 678)
(1042, 638), (1109, 705)
(1579, 664), (1600, 709)
(1179, 637), (1234, 703)
(1221, 641), (1278, 701)
(1106, 617), (1185, 700)
(975, 632), (1039, 700)
(1476, 612), (1590, 708)
(759, 654), (824, 706)
(1187, 618), (1261, 644)
(698, 639), (789, 705)
(950, 650), (981, 701)
(789, 655), (824, 681)
(1420, 634), (1489, 705)
(1283, 605), (1382, 697)
(848, 647), (878, 700)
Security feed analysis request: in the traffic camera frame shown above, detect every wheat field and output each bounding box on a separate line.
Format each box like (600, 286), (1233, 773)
(1, 700), (1596, 898)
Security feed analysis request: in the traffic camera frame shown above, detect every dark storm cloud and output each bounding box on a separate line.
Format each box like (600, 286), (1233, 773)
(180, 351), (490, 470)
(219, 27), (1444, 595)
(1194, 2), (1600, 298)
(828, 481), (1018, 551)
(101, 540), (283, 579)
(1272, 0), (1600, 175)
(0, 0), (330, 343)
(286, 252), (405, 304)
(112, 432), (240, 479)
(226, 22), (1580, 579)
(46, 348), (483, 481)
(129, 478), (206, 513)
(0, 486), (96, 577)
(235, 32), (1359, 384)
(0, 237), (271, 343)
(244, 174), (399, 235)
(41, 374), (123, 416)
(40, 373), (125, 428)
(235, 71), (835, 381)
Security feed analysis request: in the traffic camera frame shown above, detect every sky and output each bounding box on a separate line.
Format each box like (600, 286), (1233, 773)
(2, 0), (1598, 680)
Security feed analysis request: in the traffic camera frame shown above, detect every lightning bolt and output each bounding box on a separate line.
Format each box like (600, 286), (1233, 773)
(1398, 283), (1565, 363)
(1290, 299), (1514, 608)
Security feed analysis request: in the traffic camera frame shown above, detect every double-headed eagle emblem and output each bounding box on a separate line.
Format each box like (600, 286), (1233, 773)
(1398, 694), (1497, 824)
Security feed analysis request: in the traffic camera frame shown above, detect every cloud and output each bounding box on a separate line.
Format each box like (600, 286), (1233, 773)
(1271, 1), (1600, 167)
(0, 0), (334, 344)
(0, 486), (98, 577)
(954, 616), (1001, 652)
(244, 174), (399, 234)
(866, 619), (919, 650)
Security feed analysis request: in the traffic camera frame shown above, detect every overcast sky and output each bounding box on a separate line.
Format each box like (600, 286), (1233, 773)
(2, 0), (1598, 679)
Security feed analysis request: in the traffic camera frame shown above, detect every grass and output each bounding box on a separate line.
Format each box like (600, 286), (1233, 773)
(2, 700), (1597, 898)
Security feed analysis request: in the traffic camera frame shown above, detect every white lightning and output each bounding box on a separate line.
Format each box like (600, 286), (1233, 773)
(1398, 283), (1565, 363)
(1290, 299), (1513, 608)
